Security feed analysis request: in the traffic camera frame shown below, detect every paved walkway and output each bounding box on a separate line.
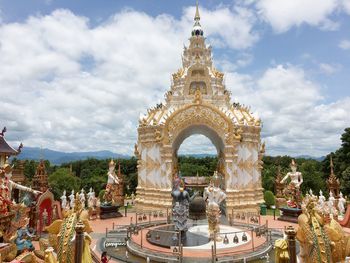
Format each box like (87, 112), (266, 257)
(33, 213), (349, 262)
(88, 213), (299, 262)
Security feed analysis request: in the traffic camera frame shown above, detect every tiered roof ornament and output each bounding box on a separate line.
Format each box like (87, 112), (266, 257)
(135, 2), (264, 212)
(327, 156), (340, 199)
(192, 1), (203, 37)
(32, 159), (49, 192)
(139, 3), (260, 129)
(274, 166), (284, 198)
(0, 127), (23, 166)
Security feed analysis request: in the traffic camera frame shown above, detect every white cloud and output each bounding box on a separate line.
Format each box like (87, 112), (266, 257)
(178, 135), (217, 155)
(183, 5), (259, 49)
(0, 6), (258, 154)
(339, 39), (350, 50)
(319, 63), (341, 75)
(343, 0), (350, 14)
(1, 5), (348, 157)
(225, 65), (350, 156)
(256, 0), (339, 33)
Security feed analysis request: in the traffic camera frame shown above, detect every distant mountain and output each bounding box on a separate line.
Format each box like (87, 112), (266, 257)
(179, 153), (216, 158)
(15, 147), (326, 165)
(295, 155), (326, 161)
(17, 147), (130, 165)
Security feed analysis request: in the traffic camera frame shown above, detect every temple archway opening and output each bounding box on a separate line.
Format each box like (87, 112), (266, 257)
(173, 124), (228, 216)
(172, 124), (224, 179)
(172, 124), (227, 190)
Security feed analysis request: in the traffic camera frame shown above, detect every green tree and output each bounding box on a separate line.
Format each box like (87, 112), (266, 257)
(124, 172), (138, 195)
(264, 190), (275, 208)
(300, 160), (325, 194)
(341, 167), (350, 196)
(48, 168), (81, 200)
(23, 160), (37, 181)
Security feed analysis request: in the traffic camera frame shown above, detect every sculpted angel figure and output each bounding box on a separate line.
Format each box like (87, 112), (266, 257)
(203, 171), (226, 240)
(1, 161), (41, 201)
(281, 159), (303, 207)
(338, 192), (346, 216)
(60, 190), (67, 210)
(103, 159), (121, 205)
(69, 189), (75, 209)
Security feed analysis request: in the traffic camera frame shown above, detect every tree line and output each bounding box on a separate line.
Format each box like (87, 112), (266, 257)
(13, 128), (350, 200)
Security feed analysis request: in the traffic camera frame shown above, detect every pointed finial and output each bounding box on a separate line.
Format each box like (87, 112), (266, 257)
(291, 159), (296, 167)
(195, 1), (200, 21)
(330, 155), (334, 175)
(40, 145), (44, 160)
(1, 127), (6, 136)
(17, 142), (23, 154)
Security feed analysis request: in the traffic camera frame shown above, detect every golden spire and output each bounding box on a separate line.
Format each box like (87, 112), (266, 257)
(109, 158), (115, 166)
(194, 1), (200, 21)
(330, 155), (334, 175)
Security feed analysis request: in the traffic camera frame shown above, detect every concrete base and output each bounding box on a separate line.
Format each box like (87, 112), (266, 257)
(278, 207), (302, 223)
(99, 205), (123, 219)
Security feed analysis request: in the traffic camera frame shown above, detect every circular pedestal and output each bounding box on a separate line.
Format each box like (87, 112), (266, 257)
(185, 225), (251, 250)
(99, 205), (122, 219)
(146, 225), (209, 248)
(278, 207), (302, 223)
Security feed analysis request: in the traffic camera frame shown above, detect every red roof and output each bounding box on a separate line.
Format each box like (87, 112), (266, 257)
(0, 135), (18, 155)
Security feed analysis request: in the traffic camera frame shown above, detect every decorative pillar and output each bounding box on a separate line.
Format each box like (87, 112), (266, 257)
(285, 226), (297, 263)
(74, 220), (85, 263)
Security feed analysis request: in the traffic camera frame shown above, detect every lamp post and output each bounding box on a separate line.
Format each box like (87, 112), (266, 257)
(124, 202), (128, 217)
(271, 205), (276, 220)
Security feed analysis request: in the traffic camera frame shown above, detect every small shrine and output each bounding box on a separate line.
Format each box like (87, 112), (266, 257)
(115, 161), (125, 206)
(274, 166), (287, 208)
(32, 159), (49, 193)
(0, 127), (37, 261)
(327, 156), (340, 199)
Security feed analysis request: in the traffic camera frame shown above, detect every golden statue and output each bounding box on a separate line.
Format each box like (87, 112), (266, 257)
(41, 193), (93, 263)
(296, 194), (350, 263)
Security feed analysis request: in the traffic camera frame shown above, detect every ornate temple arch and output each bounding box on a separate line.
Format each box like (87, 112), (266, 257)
(135, 5), (264, 213)
(162, 101), (234, 145)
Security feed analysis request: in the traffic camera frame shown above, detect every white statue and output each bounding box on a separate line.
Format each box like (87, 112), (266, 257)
(327, 191), (338, 216)
(103, 159), (120, 204)
(79, 188), (86, 205)
(42, 208), (48, 227)
(318, 190), (326, 207)
(107, 160), (119, 185)
(338, 192), (346, 216)
(203, 171), (226, 240)
(60, 190), (67, 210)
(1, 162), (41, 200)
(87, 187), (95, 208)
(309, 189), (314, 197)
(69, 189), (75, 209)
(281, 159), (303, 189)
(328, 191), (335, 208)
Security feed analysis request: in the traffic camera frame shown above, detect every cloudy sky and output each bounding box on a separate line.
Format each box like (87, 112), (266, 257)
(0, 0), (350, 157)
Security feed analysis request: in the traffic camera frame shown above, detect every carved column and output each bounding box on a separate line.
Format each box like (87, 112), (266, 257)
(74, 220), (85, 263)
(285, 226), (297, 263)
